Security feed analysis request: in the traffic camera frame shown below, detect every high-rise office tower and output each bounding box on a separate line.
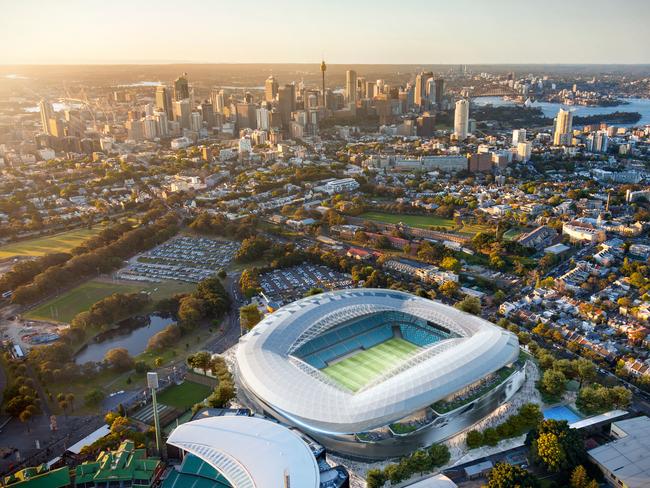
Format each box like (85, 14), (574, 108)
(39, 99), (54, 135)
(265, 76), (279, 102)
(426, 77), (436, 105)
(345, 70), (357, 104)
(356, 76), (366, 98)
(553, 108), (573, 146)
(199, 100), (215, 128)
(173, 99), (191, 129)
(153, 110), (169, 137)
(414, 72), (432, 108)
(236, 101), (257, 130)
(414, 73), (425, 107)
(190, 111), (202, 132)
(278, 84), (296, 128)
(211, 88), (225, 114)
(256, 107), (270, 130)
(512, 128), (527, 146)
(435, 78), (445, 106)
(143, 116), (158, 140)
(173, 73), (190, 101)
(454, 99), (470, 140)
(366, 81), (376, 99)
(155, 86), (173, 119)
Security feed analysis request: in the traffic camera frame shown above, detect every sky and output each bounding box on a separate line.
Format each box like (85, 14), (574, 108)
(1, 0), (649, 65)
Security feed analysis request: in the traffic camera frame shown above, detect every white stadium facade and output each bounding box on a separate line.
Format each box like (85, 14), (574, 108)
(236, 289), (526, 459)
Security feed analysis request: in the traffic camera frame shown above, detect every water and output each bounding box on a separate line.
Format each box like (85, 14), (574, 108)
(473, 96), (650, 127)
(75, 314), (176, 364)
(543, 405), (583, 423)
(24, 102), (83, 113)
(116, 81), (164, 87)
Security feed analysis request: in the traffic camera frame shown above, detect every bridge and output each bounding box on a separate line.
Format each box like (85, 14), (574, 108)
(469, 85), (519, 97)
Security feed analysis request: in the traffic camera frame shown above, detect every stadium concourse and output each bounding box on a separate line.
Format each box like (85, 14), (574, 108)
(236, 289), (525, 459)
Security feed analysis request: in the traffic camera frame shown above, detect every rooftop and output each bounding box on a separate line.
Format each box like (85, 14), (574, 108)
(588, 416), (650, 488)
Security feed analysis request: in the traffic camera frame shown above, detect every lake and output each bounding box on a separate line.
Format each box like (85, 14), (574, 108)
(472, 96), (650, 127)
(75, 314), (175, 364)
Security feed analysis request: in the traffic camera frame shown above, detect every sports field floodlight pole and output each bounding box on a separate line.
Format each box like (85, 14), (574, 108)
(147, 372), (163, 458)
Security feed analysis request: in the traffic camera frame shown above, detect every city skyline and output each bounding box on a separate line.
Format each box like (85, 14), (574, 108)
(1, 0), (650, 65)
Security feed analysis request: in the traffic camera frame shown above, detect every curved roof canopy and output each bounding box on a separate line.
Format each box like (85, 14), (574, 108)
(236, 289), (519, 434)
(167, 416), (320, 488)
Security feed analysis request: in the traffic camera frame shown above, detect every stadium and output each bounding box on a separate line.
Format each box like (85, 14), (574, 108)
(236, 289), (525, 459)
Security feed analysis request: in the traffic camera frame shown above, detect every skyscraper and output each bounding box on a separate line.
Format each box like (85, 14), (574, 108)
(553, 108), (573, 146)
(211, 88), (225, 114)
(173, 73), (190, 101)
(512, 128), (527, 146)
(173, 99), (191, 129)
(426, 77), (436, 105)
(39, 99), (53, 135)
(265, 76), (278, 102)
(414, 72), (432, 108)
(199, 100), (215, 128)
(278, 84), (295, 128)
(454, 99), (469, 140)
(155, 86), (173, 120)
(236, 101), (257, 130)
(435, 78), (445, 106)
(345, 70), (357, 105)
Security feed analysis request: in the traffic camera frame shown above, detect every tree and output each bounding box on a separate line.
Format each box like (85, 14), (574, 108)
(541, 369), (566, 398)
(178, 296), (204, 327)
(439, 280), (459, 298)
(408, 449), (433, 475)
(441, 256), (461, 272)
(110, 416), (131, 434)
(366, 469), (387, 488)
(104, 348), (134, 372)
(535, 432), (566, 472)
(85, 388), (105, 406)
(428, 444), (450, 466)
(487, 462), (540, 488)
(574, 359), (597, 388)
(154, 357), (163, 368)
(239, 304), (262, 331)
(188, 351), (213, 375)
(529, 420), (585, 473)
(570, 465), (599, 488)
(455, 296), (482, 315)
(466, 430), (483, 449)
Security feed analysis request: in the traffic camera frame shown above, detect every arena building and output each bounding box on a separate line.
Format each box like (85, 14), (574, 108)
(236, 289), (525, 459)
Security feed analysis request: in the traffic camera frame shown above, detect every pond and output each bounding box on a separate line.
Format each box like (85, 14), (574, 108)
(543, 405), (583, 424)
(75, 314), (175, 364)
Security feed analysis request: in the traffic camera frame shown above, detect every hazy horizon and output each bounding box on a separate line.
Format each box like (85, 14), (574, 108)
(1, 0), (649, 65)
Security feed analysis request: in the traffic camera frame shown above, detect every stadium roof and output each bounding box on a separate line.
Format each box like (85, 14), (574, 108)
(166, 416), (320, 488)
(236, 289), (519, 434)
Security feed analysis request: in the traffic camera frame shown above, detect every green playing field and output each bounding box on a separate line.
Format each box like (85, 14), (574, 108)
(322, 338), (420, 392)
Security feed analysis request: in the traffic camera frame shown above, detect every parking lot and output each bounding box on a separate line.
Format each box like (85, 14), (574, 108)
(259, 264), (352, 304)
(117, 236), (240, 283)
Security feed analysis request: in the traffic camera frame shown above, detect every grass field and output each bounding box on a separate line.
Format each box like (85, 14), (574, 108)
(24, 279), (195, 323)
(360, 211), (455, 230)
(359, 211), (490, 236)
(0, 227), (103, 260)
(503, 227), (527, 241)
(322, 338), (419, 392)
(157, 381), (212, 410)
